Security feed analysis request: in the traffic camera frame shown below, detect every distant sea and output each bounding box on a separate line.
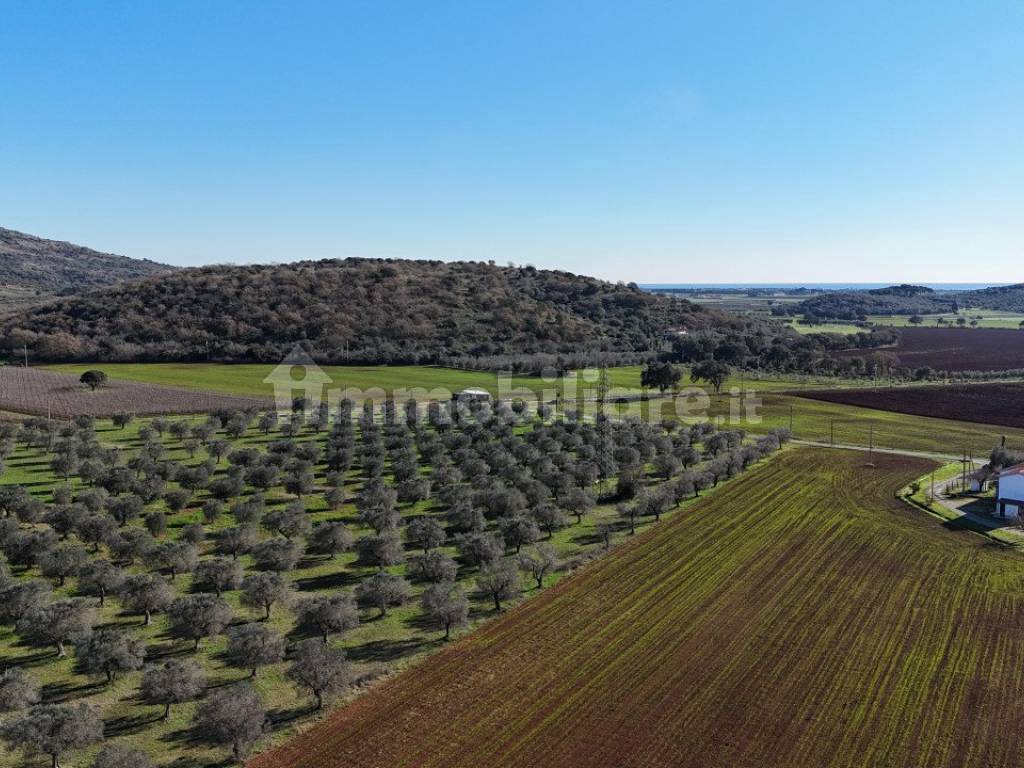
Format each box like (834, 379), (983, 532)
(640, 283), (1000, 291)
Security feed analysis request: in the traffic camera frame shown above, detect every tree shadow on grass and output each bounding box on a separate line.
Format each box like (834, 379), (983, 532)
(43, 678), (107, 703)
(266, 702), (318, 729)
(292, 569), (361, 592)
(346, 637), (426, 663)
(104, 710), (164, 737)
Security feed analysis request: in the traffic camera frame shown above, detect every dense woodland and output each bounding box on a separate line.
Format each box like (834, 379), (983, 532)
(1, 257), (897, 377)
(0, 399), (789, 766)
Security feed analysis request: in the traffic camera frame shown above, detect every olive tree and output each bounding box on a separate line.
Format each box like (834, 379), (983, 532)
(76, 627), (145, 684)
(225, 623), (286, 678)
(1, 702), (103, 768)
(167, 594), (233, 651)
(420, 581), (469, 640)
(295, 594), (359, 643)
(192, 683), (266, 763)
(287, 639), (353, 710)
(0, 668), (41, 712)
(140, 658), (205, 720)
(476, 558), (521, 611)
(240, 571), (292, 620)
(354, 572), (411, 618)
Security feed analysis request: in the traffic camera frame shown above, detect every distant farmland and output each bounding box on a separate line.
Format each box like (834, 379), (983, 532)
(795, 382), (1024, 430)
(0, 366), (269, 417)
(254, 449), (1024, 768)
(837, 327), (1024, 371)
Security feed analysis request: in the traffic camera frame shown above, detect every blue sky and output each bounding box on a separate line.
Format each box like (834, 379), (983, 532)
(1, 1), (1021, 282)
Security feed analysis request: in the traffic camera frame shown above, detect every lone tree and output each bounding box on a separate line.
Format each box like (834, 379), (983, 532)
(518, 543), (558, 590)
(140, 659), (205, 720)
(296, 594), (360, 643)
(193, 683), (266, 764)
(1, 702), (104, 768)
(76, 627), (145, 684)
(640, 361), (682, 393)
(420, 581), (469, 640)
(354, 572), (411, 618)
(167, 594), (233, 651)
(79, 370), (107, 391)
(689, 359), (731, 393)
(240, 571), (292, 620)
(225, 623), (286, 678)
(287, 639), (353, 710)
(0, 668), (42, 712)
(476, 558), (521, 611)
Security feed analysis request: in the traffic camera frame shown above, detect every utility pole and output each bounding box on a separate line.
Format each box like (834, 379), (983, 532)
(830, 419), (835, 447)
(789, 404), (794, 433)
(868, 423), (874, 457)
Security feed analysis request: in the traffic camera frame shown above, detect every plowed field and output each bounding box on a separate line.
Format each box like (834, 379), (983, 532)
(252, 449), (1024, 768)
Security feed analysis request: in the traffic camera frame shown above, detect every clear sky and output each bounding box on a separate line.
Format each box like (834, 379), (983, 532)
(1, 1), (1021, 283)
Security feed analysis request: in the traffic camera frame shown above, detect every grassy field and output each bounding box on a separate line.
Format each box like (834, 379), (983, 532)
(0, 408), (773, 767)
(43, 363), (854, 400)
(39, 362), (1024, 456)
(254, 448), (1024, 768)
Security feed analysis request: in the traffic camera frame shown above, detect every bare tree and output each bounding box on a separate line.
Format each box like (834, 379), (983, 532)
(193, 683), (266, 763)
(240, 571), (292, 620)
(225, 623), (286, 678)
(295, 594), (359, 643)
(1, 702), (103, 768)
(287, 639), (353, 710)
(420, 581), (469, 640)
(140, 658), (205, 720)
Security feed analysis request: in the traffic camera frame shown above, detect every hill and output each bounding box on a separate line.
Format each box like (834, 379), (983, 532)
(0, 258), (768, 365)
(779, 283), (1024, 322)
(0, 226), (173, 311)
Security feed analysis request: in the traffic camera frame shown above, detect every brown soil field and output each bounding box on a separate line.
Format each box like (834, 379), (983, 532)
(794, 382), (1024, 430)
(0, 365), (270, 417)
(838, 327), (1024, 371)
(251, 449), (1024, 768)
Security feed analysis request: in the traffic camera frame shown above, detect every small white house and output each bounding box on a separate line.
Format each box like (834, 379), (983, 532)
(454, 387), (492, 404)
(996, 463), (1024, 518)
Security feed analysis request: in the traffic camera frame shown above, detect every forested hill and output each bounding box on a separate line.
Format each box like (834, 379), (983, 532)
(780, 283), (1024, 321)
(0, 258), (756, 364)
(0, 227), (173, 311)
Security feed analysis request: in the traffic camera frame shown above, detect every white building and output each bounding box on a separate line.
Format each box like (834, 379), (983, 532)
(996, 464), (1024, 518)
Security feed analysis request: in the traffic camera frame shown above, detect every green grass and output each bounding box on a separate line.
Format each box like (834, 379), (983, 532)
(43, 362), (858, 402)
(0, 411), (760, 767)
(254, 449), (1024, 768)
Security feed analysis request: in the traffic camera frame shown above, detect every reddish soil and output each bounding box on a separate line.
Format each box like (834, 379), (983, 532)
(796, 382), (1024, 430)
(0, 366), (269, 417)
(837, 327), (1024, 371)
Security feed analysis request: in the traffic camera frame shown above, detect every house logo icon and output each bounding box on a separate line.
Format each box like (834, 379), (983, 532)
(263, 344), (333, 414)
